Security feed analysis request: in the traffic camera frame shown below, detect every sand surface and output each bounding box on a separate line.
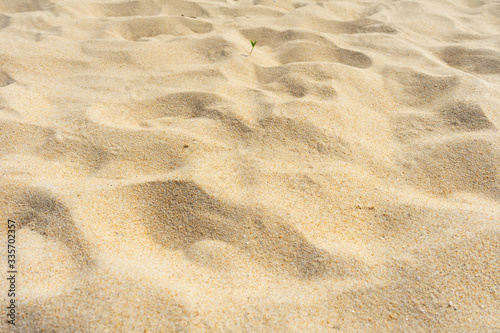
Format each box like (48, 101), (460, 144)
(1, 0), (499, 331)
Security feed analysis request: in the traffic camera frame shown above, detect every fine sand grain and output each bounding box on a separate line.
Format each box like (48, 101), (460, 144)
(1, 0), (499, 331)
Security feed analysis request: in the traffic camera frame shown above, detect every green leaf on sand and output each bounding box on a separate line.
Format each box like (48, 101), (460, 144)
(249, 40), (257, 54)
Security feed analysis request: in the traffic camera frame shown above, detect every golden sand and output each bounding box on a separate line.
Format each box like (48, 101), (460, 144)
(0, 0), (499, 331)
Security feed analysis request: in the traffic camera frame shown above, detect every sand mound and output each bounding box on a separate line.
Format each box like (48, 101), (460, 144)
(1, 0), (499, 331)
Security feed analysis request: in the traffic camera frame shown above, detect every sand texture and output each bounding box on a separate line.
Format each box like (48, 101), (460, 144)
(1, 0), (499, 331)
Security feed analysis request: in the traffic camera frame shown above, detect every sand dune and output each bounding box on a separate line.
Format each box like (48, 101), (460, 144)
(1, 0), (499, 331)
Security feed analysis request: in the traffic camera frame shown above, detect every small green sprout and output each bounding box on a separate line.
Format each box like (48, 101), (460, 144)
(249, 40), (257, 55)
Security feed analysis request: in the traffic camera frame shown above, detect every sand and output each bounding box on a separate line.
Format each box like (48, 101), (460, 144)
(0, 0), (499, 331)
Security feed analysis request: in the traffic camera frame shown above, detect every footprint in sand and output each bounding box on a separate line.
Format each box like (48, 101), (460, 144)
(123, 180), (359, 279)
(0, 184), (94, 301)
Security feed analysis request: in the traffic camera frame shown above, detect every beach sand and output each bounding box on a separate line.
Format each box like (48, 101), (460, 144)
(0, 0), (499, 331)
